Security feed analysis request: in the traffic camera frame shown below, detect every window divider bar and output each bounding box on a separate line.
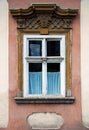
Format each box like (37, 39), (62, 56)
(25, 57), (64, 63)
(42, 39), (47, 95)
(42, 62), (47, 95)
(42, 38), (47, 57)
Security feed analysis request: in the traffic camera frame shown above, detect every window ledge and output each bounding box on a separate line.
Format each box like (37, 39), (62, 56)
(14, 96), (75, 104)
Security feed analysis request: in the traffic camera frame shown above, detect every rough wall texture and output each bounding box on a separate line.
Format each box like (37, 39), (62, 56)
(0, 0), (86, 130)
(0, 0), (9, 128)
(81, 0), (89, 128)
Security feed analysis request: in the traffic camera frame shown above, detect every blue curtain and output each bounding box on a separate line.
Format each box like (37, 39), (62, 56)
(47, 72), (60, 94)
(29, 72), (60, 94)
(29, 72), (42, 94)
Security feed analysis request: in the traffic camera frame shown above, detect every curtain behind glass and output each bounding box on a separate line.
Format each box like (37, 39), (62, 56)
(47, 72), (60, 94)
(29, 72), (42, 94)
(29, 72), (60, 95)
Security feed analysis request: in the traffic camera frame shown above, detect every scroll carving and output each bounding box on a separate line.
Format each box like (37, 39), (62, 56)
(10, 4), (78, 30)
(16, 15), (72, 30)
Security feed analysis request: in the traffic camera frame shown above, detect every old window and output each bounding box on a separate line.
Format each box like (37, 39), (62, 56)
(10, 4), (78, 103)
(23, 35), (65, 97)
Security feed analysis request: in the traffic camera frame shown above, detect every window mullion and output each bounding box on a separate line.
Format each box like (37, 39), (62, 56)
(42, 62), (47, 95)
(42, 38), (47, 57)
(42, 38), (47, 95)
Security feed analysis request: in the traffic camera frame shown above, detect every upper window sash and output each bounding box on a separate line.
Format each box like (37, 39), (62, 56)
(24, 35), (65, 56)
(25, 37), (64, 63)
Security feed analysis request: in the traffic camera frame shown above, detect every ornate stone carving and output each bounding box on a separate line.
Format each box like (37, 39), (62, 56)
(16, 14), (72, 30)
(50, 17), (72, 29)
(10, 4), (78, 30)
(10, 4), (78, 98)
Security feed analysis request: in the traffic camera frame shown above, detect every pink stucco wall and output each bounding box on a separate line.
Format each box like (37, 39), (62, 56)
(3, 0), (84, 130)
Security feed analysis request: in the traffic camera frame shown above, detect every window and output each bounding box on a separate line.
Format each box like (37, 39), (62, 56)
(23, 35), (66, 97)
(10, 4), (78, 103)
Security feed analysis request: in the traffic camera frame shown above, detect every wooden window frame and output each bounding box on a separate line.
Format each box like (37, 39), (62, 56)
(23, 35), (66, 97)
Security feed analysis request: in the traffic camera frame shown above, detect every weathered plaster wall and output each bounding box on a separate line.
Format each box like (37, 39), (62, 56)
(0, 0), (9, 128)
(81, 0), (89, 128)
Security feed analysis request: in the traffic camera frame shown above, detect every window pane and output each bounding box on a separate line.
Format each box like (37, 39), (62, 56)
(29, 63), (42, 94)
(29, 41), (42, 56)
(47, 40), (60, 56)
(47, 63), (60, 94)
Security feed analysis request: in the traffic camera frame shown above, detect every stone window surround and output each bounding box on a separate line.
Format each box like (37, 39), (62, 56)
(10, 4), (78, 104)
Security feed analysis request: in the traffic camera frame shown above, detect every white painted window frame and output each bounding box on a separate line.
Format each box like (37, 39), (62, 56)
(23, 35), (66, 97)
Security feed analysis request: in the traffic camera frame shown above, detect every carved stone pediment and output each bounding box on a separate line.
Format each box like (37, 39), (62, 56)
(10, 4), (78, 98)
(10, 4), (78, 31)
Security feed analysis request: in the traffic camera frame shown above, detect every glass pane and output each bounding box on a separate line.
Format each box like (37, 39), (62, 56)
(29, 40), (42, 56)
(47, 40), (60, 56)
(47, 63), (60, 94)
(29, 63), (42, 94)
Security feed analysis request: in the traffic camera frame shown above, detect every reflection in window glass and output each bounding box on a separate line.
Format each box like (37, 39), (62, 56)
(47, 40), (60, 56)
(29, 41), (42, 56)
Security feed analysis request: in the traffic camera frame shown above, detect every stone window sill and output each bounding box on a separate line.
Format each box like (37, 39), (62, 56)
(14, 96), (75, 104)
